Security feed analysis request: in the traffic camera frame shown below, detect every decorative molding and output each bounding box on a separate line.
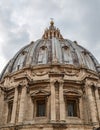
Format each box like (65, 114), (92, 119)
(14, 73), (32, 82)
(64, 89), (82, 97)
(30, 89), (50, 98)
(49, 72), (64, 78)
(64, 69), (79, 76)
(62, 45), (69, 50)
(0, 85), (7, 92)
(40, 45), (47, 50)
(50, 79), (64, 86)
(52, 123), (67, 128)
(32, 71), (48, 76)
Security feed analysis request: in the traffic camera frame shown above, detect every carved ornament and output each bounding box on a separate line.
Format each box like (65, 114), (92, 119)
(64, 89), (82, 97)
(32, 71), (48, 76)
(31, 89), (50, 98)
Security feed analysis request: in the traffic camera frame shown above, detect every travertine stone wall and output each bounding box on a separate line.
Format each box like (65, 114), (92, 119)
(0, 66), (100, 130)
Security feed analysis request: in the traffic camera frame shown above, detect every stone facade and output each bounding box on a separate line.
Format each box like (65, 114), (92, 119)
(0, 21), (100, 130)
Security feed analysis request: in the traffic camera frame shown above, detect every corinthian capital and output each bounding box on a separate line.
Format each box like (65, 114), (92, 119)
(58, 80), (63, 87)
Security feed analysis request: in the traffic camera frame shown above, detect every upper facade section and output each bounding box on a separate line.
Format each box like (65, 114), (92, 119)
(1, 21), (100, 79)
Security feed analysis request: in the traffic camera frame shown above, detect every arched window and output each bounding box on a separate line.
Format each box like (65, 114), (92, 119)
(12, 52), (26, 72)
(85, 54), (95, 70)
(62, 46), (73, 64)
(38, 46), (47, 64)
(82, 51), (96, 70)
(17, 54), (26, 70)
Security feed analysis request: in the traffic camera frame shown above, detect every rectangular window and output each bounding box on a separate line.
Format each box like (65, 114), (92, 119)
(7, 101), (13, 122)
(36, 100), (46, 117)
(67, 100), (77, 117)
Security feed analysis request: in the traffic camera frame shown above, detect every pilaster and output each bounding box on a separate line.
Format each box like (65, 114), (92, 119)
(59, 80), (65, 121)
(87, 83), (98, 126)
(18, 86), (27, 123)
(11, 87), (18, 124)
(95, 87), (100, 121)
(50, 81), (56, 121)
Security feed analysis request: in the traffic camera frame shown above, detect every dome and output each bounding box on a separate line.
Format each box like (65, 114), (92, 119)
(1, 21), (100, 79)
(0, 21), (100, 130)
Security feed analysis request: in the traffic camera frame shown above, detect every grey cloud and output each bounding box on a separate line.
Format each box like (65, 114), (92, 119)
(0, 0), (100, 73)
(1, 29), (30, 60)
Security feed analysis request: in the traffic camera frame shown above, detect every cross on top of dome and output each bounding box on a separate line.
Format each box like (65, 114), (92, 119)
(50, 18), (54, 26)
(42, 20), (63, 39)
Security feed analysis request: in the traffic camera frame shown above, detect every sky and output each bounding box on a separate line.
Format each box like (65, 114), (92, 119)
(0, 0), (100, 73)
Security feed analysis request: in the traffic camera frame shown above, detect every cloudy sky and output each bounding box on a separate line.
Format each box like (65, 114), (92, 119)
(0, 0), (100, 73)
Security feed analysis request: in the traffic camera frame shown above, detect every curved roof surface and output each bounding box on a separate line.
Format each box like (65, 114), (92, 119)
(1, 21), (100, 79)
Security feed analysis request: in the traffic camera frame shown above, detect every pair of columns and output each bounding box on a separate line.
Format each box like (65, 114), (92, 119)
(11, 86), (27, 124)
(11, 80), (65, 124)
(11, 81), (65, 123)
(50, 80), (65, 121)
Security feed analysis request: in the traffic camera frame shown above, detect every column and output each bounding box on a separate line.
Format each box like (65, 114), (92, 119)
(11, 87), (18, 124)
(95, 87), (100, 120)
(18, 86), (27, 123)
(87, 85), (98, 124)
(50, 81), (56, 121)
(59, 81), (65, 121)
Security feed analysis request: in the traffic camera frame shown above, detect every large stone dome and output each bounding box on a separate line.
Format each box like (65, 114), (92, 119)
(1, 21), (100, 79)
(0, 21), (100, 130)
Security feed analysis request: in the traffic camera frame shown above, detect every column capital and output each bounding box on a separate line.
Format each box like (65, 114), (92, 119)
(96, 82), (100, 88)
(59, 80), (64, 85)
(85, 79), (97, 87)
(50, 79), (59, 85)
(86, 82), (97, 91)
(50, 80), (56, 85)
(50, 79), (64, 84)
(16, 83), (28, 93)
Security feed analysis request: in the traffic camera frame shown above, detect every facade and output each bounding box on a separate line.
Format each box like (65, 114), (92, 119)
(0, 21), (100, 130)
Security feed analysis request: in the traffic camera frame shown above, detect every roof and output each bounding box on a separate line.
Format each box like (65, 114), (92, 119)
(1, 21), (100, 79)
